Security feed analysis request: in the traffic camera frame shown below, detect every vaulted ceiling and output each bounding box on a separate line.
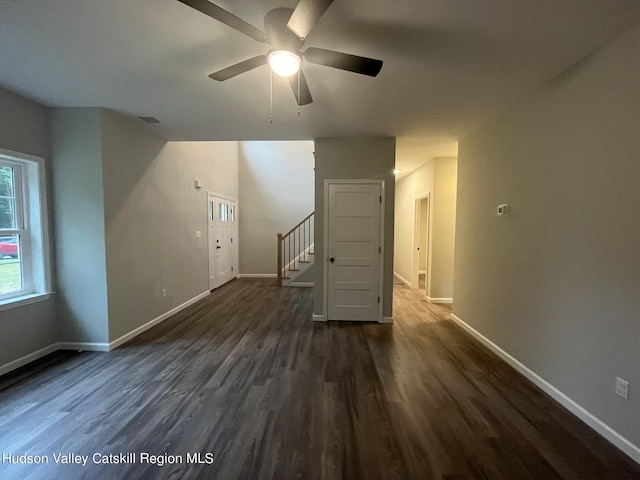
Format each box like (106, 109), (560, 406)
(1, 0), (639, 176)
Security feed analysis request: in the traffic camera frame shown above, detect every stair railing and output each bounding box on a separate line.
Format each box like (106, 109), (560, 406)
(277, 212), (314, 286)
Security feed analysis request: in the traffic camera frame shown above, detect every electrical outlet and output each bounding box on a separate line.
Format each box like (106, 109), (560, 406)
(615, 377), (629, 400)
(195, 230), (201, 238)
(161, 288), (167, 298)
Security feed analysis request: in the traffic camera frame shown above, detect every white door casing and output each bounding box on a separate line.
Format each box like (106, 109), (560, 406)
(325, 180), (384, 322)
(208, 193), (238, 290)
(412, 193), (431, 296)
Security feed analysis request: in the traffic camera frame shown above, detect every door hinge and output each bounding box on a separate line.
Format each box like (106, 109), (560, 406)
(231, 238), (233, 242)
(231, 266), (234, 272)
(377, 296), (380, 304)
(378, 246), (381, 254)
(379, 195), (382, 203)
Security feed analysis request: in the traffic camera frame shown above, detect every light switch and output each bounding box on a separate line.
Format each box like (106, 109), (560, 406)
(195, 231), (201, 238)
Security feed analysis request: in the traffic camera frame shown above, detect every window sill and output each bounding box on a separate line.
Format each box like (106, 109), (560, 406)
(0, 292), (54, 312)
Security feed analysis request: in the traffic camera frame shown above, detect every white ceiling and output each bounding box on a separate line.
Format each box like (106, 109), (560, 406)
(1, 0), (639, 178)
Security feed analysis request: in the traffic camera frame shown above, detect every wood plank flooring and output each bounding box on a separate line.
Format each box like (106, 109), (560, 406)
(0, 279), (638, 479)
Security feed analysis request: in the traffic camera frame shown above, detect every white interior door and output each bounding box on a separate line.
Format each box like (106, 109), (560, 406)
(208, 194), (238, 290)
(327, 182), (382, 321)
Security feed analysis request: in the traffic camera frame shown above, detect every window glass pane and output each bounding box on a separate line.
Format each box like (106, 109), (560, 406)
(0, 198), (15, 229)
(219, 203), (228, 222)
(0, 166), (16, 229)
(0, 166), (14, 197)
(209, 200), (214, 220)
(0, 234), (22, 294)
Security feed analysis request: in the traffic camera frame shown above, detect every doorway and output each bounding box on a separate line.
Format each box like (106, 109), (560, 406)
(324, 180), (384, 322)
(208, 193), (238, 290)
(412, 194), (430, 297)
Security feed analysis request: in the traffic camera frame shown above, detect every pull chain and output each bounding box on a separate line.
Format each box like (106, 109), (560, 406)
(297, 71), (301, 116)
(270, 69), (273, 124)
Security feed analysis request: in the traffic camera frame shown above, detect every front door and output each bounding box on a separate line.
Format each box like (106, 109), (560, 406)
(208, 194), (237, 290)
(326, 182), (382, 321)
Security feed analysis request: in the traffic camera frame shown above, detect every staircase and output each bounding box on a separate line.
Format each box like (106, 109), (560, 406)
(277, 212), (314, 286)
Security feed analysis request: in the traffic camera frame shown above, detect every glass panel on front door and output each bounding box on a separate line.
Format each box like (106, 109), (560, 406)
(219, 203), (229, 222)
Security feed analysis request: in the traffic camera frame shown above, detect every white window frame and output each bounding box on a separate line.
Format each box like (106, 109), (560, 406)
(0, 148), (52, 309)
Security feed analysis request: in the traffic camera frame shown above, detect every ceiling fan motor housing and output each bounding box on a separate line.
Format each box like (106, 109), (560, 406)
(264, 8), (304, 51)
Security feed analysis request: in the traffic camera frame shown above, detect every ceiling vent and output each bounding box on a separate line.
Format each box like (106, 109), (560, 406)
(137, 116), (161, 124)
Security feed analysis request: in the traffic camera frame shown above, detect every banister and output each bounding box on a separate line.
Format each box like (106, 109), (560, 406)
(277, 211), (314, 287)
(282, 211), (314, 238)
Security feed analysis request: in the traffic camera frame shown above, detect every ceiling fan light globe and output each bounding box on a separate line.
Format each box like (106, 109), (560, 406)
(268, 50), (301, 77)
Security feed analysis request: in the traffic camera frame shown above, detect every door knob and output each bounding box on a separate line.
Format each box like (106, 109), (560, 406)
(216, 246), (221, 249)
(329, 257), (335, 263)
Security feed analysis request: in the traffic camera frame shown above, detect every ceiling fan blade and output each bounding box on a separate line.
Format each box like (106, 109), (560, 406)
(304, 47), (383, 77)
(209, 55), (268, 81)
(288, 69), (313, 105)
(177, 0), (267, 43)
(286, 0), (334, 39)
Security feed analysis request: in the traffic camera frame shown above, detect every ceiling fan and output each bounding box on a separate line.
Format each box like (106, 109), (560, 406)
(177, 0), (383, 106)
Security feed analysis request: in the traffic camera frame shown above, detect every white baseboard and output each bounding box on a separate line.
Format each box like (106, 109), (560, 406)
(312, 314), (326, 322)
(108, 290), (210, 350)
(393, 272), (411, 287)
(380, 316), (393, 324)
(237, 274), (277, 278)
(427, 296), (453, 304)
(449, 313), (640, 465)
(288, 282), (314, 288)
(58, 342), (109, 352)
(0, 343), (60, 377)
(0, 291), (212, 377)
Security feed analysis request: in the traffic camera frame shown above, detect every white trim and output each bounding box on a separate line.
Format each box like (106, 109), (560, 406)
(288, 282), (314, 287)
(0, 342), (59, 377)
(378, 181), (385, 324)
(0, 292), (52, 312)
(412, 192), (431, 295)
(380, 316), (393, 324)
(393, 272), (411, 287)
(108, 290), (210, 350)
(0, 290), (212, 377)
(312, 314), (326, 322)
(283, 243), (315, 275)
(58, 342), (110, 352)
(449, 313), (640, 464)
(427, 296), (453, 304)
(237, 274), (277, 278)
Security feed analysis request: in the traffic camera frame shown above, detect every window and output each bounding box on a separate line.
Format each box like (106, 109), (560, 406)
(0, 149), (51, 305)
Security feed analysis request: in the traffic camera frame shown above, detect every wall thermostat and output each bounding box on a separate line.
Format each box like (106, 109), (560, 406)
(497, 204), (509, 216)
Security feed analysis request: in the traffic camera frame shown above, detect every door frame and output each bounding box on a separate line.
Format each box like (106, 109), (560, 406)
(412, 192), (432, 297)
(323, 179), (385, 323)
(207, 192), (239, 290)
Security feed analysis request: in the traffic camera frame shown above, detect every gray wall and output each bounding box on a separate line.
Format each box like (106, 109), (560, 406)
(100, 110), (238, 342)
(0, 87), (58, 366)
(313, 137), (396, 319)
(238, 141), (314, 275)
(454, 24), (640, 447)
(50, 108), (110, 344)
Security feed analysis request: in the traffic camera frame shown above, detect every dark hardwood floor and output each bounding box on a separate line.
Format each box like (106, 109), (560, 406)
(0, 279), (638, 479)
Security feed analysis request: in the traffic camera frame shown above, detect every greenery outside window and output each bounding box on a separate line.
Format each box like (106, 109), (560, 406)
(0, 149), (51, 305)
